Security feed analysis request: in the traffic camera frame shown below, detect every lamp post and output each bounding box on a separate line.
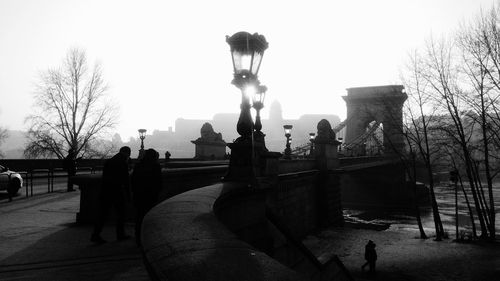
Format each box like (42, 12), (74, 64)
(338, 137), (343, 153)
(227, 31), (268, 141)
(225, 31), (269, 181)
(309, 133), (315, 156)
(283, 125), (293, 159)
(252, 85), (268, 151)
(138, 128), (147, 159)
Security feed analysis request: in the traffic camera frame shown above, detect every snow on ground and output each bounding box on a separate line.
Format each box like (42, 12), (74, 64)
(304, 220), (500, 281)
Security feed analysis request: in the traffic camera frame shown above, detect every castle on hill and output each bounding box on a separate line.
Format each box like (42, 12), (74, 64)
(144, 101), (341, 158)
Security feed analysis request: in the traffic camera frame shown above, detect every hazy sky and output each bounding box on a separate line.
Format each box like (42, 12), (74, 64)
(0, 0), (497, 140)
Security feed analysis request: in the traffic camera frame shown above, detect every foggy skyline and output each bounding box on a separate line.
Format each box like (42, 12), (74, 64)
(0, 101), (341, 158)
(0, 0), (497, 140)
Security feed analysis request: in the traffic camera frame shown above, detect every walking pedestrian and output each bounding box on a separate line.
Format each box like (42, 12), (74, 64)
(90, 146), (132, 244)
(361, 240), (377, 275)
(131, 148), (162, 246)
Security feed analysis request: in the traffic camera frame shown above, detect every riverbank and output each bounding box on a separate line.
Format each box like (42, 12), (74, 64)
(304, 222), (500, 281)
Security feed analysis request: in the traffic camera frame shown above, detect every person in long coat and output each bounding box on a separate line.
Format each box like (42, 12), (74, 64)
(90, 146), (131, 244)
(131, 148), (162, 246)
(361, 240), (377, 274)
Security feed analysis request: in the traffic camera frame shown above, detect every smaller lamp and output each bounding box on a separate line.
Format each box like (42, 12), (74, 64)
(283, 125), (293, 159)
(138, 129), (147, 139)
(252, 85), (267, 110)
(138, 129), (147, 159)
(309, 132), (315, 156)
(283, 125), (293, 137)
(253, 85), (267, 134)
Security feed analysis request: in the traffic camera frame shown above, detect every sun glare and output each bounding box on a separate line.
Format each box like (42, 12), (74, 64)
(243, 85), (257, 100)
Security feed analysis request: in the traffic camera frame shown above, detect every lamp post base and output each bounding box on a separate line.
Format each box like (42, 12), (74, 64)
(224, 137), (256, 183)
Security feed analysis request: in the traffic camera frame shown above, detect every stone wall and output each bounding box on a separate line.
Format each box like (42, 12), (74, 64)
(267, 170), (319, 238)
(73, 165), (228, 223)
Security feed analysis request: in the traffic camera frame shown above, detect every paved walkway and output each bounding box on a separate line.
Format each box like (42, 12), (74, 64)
(0, 190), (149, 281)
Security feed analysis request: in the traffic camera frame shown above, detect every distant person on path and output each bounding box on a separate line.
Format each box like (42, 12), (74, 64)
(131, 148), (162, 246)
(90, 146), (132, 244)
(63, 148), (78, 191)
(361, 240), (377, 274)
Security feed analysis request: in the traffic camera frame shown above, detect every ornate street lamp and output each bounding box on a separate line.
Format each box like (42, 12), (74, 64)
(283, 125), (293, 159)
(227, 32), (269, 140)
(309, 133), (315, 156)
(227, 31), (268, 88)
(224, 31), (269, 182)
(252, 85), (267, 150)
(138, 128), (147, 159)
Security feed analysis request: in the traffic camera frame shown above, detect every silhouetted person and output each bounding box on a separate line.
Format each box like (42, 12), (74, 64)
(361, 240), (377, 275)
(63, 148), (77, 191)
(131, 148), (162, 246)
(91, 146), (132, 244)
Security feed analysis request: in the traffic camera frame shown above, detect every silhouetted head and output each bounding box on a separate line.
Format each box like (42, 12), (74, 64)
(119, 146), (131, 158)
(367, 240), (375, 247)
(142, 148), (159, 163)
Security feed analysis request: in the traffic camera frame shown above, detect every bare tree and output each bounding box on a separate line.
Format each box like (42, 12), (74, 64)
(420, 35), (494, 238)
(24, 48), (117, 159)
(456, 5), (500, 239)
(401, 50), (445, 240)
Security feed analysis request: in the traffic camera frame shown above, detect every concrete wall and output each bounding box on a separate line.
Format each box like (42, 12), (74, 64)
(73, 165), (228, 223)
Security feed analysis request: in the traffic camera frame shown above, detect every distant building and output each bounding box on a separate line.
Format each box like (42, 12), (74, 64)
(172, 101), (340, 157)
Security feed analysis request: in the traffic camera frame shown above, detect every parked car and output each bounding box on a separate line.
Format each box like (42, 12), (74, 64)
(0, 164), (23, 196)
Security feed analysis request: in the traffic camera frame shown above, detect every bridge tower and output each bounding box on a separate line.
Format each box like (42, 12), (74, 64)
(342, 85), (407, 155)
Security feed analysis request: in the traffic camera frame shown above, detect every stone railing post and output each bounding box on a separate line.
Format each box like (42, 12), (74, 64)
(313, 119), (344, 226)
(191, 122), (227, 160)
(314, 119), (341, 170)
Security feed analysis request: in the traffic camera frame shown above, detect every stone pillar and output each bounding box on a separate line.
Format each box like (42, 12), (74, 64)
(314, 119), (344, 226)
(314, 119), (341, 170)
(342, 85), (407, 156)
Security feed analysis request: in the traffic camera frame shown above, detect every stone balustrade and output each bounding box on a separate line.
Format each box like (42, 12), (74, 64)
(141, 182), (305, 281)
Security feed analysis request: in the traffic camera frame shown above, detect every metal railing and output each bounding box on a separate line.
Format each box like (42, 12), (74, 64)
(1, 165), (105, 202)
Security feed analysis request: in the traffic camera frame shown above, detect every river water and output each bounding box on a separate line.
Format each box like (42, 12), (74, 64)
(344, 183), (500, 237)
